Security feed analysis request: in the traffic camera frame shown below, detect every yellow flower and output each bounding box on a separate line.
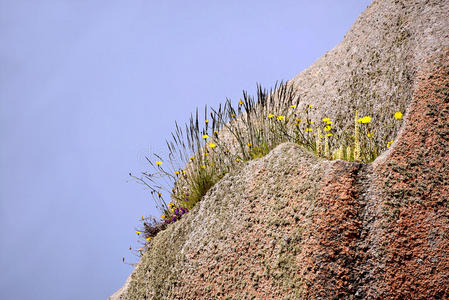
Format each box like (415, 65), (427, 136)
(295, 118), (301, 123)
(268, 113), (274, 119)
(239, 100), (243, 105)
(358, 116), (371, 123)
(155, 161), (162, 166)
(307, 120), (314, 124)
(308, 104), (313, 108)
(327, 133), (333, 137)
(231, 113), (236, 118)
(324, 125), (332, 131)
(175, 171), (180, 175)
(394, 112), (403, 119)
(367, 132), (374, 138)
(200, 165), (206, 169)
(168, 203), (173, 207)
(202, 134), (209, 139)
(214, 130), (218, 135)
(322, 118), (330, 122)
(204, 119), (209, 124)
(290, 105), (296, 108)
(137, 248), (143, 251)
(326, 121), (332, 125)
(182, 170), (186, 174)
(190, 156), (195, 161)
(247, 143), (252, 147)
(157, 192), (162, 197)
(136, 231), (141, 235)
(146, 237), (152, 241)
(209, 143), (217, 148)
(305, 128), (312, 132)
(236, 158), (241, 162)
(277, 115), (285, 121)
(161, 215), (166, 219)
(387, 140), (394, 147)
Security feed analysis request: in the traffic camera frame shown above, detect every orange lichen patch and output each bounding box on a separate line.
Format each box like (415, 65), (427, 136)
(372, 52), (449, 298)
(299, 162), (366, 298)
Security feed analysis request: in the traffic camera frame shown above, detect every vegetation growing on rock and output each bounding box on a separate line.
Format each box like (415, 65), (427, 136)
(110, 0), (449, 298)
(130, 82), (404, 247)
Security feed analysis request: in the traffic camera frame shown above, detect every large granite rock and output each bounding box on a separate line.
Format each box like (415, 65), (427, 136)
(111, 0), (449, 298)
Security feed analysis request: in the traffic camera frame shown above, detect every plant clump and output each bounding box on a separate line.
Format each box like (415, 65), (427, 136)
(130, 82), (404, 249)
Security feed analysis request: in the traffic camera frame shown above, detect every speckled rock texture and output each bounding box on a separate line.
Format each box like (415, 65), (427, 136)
(111, 0), (449, 299)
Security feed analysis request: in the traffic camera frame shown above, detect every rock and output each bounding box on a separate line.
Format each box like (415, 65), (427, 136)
(112, 0), (449, 298)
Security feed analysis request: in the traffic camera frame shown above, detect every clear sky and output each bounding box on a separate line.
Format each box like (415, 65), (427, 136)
(0, 1), (371, 299)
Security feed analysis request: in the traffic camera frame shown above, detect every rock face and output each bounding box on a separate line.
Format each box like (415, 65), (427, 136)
(112, 0), (449, 299)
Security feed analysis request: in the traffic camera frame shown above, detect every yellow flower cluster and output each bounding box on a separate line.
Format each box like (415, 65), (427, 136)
(146, 100), (403, 244)
(358, 116), (372, 123)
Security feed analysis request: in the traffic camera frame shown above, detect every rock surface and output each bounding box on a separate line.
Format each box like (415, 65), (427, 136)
(111, 0), (449, 298)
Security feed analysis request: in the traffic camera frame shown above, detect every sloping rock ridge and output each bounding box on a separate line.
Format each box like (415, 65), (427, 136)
(111, 0), (449, 299)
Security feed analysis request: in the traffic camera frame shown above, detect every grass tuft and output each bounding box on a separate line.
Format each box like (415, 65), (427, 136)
(129, 81), (404, 248)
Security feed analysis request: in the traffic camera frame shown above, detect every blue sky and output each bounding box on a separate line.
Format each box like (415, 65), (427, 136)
(0, 1), (371, 299)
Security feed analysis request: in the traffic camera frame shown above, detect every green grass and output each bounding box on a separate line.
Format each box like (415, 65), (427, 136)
(130, 81), (404, 246)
